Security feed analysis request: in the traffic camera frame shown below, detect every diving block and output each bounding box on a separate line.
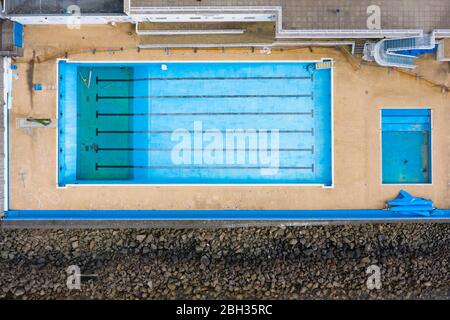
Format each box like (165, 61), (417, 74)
(16, 118), (56, 128)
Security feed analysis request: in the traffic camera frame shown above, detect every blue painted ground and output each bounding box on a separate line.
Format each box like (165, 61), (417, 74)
(5, 209), (450, 221)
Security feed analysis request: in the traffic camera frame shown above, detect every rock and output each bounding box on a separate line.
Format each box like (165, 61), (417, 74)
(136, 235), (146, 242)
(1, 251), (9, 259)
(167, 283), (176, 291)
(0, 224), (448, 299)
(200, 255), (210, 266)
(361, 257), (371, 264)
(14, 288), (25, 297)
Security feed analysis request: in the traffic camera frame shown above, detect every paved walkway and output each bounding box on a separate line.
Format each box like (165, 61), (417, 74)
(131, 0), (450, 31)
(0, 60), (4, 217)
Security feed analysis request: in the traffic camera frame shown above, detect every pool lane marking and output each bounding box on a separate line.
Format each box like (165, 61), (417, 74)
(95, 128), (315, 136)
(94, 147), (315, 153)
(95, 111), (314, 117)
(96, 76), (313, 83)
(95, 163), (315, 171)
(95, 94), (313, 100)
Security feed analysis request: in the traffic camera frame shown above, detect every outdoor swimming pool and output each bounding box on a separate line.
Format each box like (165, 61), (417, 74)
(381, 109), (432, 184)
(57, 60), (332, 186)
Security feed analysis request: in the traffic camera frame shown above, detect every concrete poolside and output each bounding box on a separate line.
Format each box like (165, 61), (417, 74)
(8, 24), (450, 211)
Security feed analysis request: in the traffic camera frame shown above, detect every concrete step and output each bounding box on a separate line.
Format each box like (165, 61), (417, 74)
(354, 39), (367, 55)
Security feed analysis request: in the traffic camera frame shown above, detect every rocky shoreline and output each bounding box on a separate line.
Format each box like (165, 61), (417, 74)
(1, 223), (449, 299)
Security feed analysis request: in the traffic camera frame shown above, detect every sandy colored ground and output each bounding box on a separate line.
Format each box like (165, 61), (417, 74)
(443, 39), (450, 59)
(8, 24), (450, 210)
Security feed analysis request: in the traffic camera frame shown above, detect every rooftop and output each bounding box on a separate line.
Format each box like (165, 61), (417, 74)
(4, 0), (124, 14)
(129, 0), (450, 32)
(4, 0), (450, 32)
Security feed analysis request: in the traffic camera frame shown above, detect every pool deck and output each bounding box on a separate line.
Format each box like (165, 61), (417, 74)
(7, 24), (450, 211)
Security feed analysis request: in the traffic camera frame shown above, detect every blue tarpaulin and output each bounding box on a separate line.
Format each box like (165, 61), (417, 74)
(13, 22), (23, 48)
(387, 190), (436, 216)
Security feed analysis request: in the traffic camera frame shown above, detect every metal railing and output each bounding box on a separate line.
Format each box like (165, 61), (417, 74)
(277, 29), (424, 39)
(136, 28), (246, 36)
(434, 29), (450, 38)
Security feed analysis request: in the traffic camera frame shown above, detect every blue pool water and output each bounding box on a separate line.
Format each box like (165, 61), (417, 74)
(58, 61), (332, 186)
(382, 109), (431, 184)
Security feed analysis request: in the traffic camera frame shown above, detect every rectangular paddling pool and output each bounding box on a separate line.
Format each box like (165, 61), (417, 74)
(57, 60), (333, 186)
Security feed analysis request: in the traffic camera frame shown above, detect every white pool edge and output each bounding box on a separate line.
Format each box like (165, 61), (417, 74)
(55, 58), (335, 189)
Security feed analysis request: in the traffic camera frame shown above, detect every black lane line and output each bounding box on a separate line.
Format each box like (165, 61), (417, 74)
(95, 163), (315, 171)
(96, 76), (313, 83)
(96, 147), (315, 153)
(95, 94), (312, 101)
(95, 111), (314, 117)
(95, 128), (315, 135)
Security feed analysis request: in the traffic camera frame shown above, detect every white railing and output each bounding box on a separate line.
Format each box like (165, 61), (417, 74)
(138, 42), (274, 49)
(137, 29), (246, 36)
(129, 6), (280, 13)
(131, 13), (275, 23)
(138, 40), (355, 50)
(277, 29), (424, 39)
(1, 57), (11, 213)
(434, 29), (450, 38)
(124, 0), (131, 15)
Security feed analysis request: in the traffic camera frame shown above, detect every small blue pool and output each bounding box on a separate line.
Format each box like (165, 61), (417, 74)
(58, 61), (332, 186)
(381, 109), (432, 184)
